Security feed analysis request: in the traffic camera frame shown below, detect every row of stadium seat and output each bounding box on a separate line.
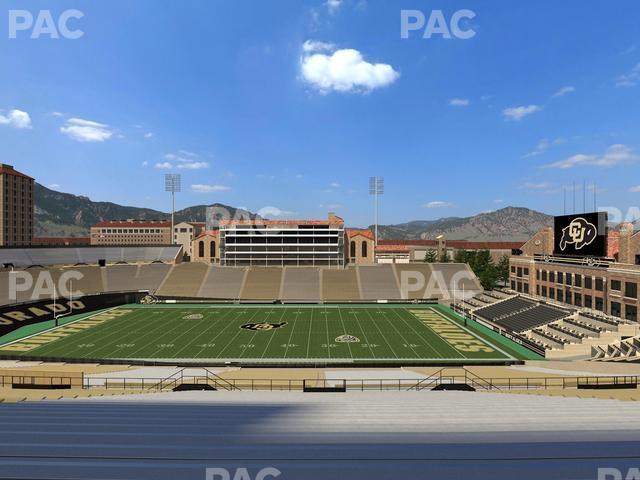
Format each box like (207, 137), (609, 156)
(473, 296), (571, 333)
(0, 246), (182, 267)
(0, 263), (482, 305)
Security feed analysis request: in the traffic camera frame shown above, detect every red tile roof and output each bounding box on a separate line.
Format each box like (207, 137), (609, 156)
(93, 220), (171, 228)
(375, 244), (410, 253)
(345, 228), (374, 240)
(0, 164), (33, 180)
(377, 239), (524, 249)
(220, 219), (344, 226)
(194, 229), (220, 240)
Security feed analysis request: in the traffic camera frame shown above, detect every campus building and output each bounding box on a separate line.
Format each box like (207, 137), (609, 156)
(90, 220), (172, 245)
(173, 221), (206, 258)
(0, 164), (34, 247)
(217, 213), (345, 267)
(345, 228), (375, 265)
(191, 229), (220, 264)
(510, 223), (640, 321)
(377, 238), (522, 263)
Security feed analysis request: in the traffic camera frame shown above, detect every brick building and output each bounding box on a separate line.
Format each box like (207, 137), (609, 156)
(510, 223), (640, 321)
(174, 221), (206, 258)
(0, 164), (34, 246)
(377, 238), (522, 263)
(90, 220), (172, 245)
(345, 228), (375, 265)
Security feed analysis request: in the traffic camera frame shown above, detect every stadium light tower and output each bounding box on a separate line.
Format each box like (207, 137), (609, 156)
(369, 176), (384, 245)
(165, 174), (181, 244)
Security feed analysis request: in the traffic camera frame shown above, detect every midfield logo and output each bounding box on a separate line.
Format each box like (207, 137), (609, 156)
(335, 334), (360, 343)
(559, 217), (598, 251)
(240, 322), (287, 331)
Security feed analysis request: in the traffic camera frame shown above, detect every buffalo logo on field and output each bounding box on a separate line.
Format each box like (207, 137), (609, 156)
(335, 334), (359, 343)
(559, 217), (598, 251)
(240, 322), (287, 331)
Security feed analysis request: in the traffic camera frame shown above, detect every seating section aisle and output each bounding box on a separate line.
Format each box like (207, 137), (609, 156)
(280, 267), (321, 302)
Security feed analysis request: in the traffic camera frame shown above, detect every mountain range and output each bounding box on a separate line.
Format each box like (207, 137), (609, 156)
(372, 207), (553, 242)
(34, 183), (257, 237)
(34, 184), (553, 242)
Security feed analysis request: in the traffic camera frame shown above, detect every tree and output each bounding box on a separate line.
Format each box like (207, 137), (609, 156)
(424, 249), (438, 263)
(454, 249), (468, 264)
(473, 250), (498, 290)
(497, 255), (510, 286)
(439, 250), (451, 263)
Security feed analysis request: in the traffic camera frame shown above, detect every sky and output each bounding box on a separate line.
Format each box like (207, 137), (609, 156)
(1, 0), (639, 227)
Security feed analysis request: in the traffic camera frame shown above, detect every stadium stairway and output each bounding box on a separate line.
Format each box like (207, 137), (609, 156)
(280, 267), (321, 302)
(198, 266), (247, 300)
(156, 263), (209, 298)
(357, 264), (401, 300)
(239, 268), (283, 301)
(321, 268), (361, 302)
(135, 263), (172, 292)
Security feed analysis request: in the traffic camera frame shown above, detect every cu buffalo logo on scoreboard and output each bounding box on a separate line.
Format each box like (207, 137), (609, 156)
(559, 217), (598, 252)
(240, 322), (287, 331)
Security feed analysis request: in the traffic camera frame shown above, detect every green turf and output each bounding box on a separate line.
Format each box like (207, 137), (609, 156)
(0, 305), (526, 365)
(431, 304), (545, 361)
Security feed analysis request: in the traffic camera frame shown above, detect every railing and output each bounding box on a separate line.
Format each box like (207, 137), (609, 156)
(80, 370), (639, 393)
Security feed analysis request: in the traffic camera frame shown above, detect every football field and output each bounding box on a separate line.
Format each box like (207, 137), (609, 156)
(0, 305), (523, 365)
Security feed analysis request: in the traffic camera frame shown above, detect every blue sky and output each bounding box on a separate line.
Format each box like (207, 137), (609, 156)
(1, 0), (639, 227)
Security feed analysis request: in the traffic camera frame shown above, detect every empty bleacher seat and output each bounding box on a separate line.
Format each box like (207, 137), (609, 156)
(239, 268), (283, 301)
(358, 265), (400, 300)
(156, 263), (209, 298)
(280, 267), (321, 302)
(322, 268), (361, 301)
(198, 267), (247, 299)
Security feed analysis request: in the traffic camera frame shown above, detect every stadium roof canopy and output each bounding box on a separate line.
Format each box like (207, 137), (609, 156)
(0, 246), (182, 267)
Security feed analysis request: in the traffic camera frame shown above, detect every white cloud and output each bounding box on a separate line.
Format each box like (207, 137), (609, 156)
(330, 182), (341, 188)
(521, 182), (553, 190)
(449, 98), (470, 107)
(630, 185), (640, 193)
(258, 206), (296, 218)
(423, 201), (454, 208)
(302, 40), (335, 53)
(502, 105), (541, 121)
(325, 0), (342, 14)
(0, 109), (32, 129)
(523, 137), (566, 158)
(142, 161), (148, 167)
(545, 144), (638, 169)
(48, 183), (61, 189)
(162, 151), (209, 170)
(620, 45), (637, 56)
(154, 162), (173, 169)
(51, 111), (64, 117)
(494, 199), (504, 204)
(144, 132), (153, 139)
(320, 203), (342, 209)
(60, 118), (113, 142)
(300, 41), (399, 94)
(177, 161), (209, 170)
(615, 63), (640, 87)
(552, 86), (575, 97)
(191, 184), (231, 193)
